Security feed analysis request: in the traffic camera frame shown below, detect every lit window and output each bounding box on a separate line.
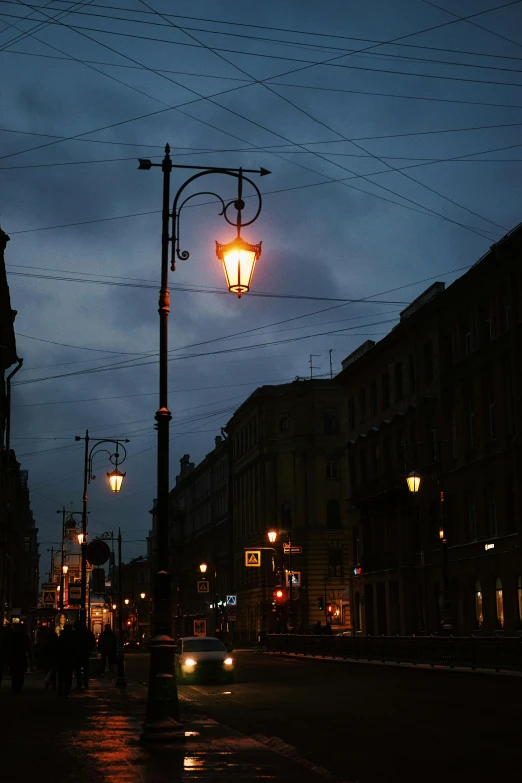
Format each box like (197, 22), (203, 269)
(496, 577), (504, 628)
(474, 581), (483, 629)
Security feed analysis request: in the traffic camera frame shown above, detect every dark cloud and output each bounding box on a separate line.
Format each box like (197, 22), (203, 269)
(2, 0), (520, 559)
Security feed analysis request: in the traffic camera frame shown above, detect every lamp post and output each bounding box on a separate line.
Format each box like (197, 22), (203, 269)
(75, 431), (128, 628)
(267, 529), (295, 631)
(138, 145), (267, 744)
(199, 562), (219, 634)
(406, 439), (452, 634)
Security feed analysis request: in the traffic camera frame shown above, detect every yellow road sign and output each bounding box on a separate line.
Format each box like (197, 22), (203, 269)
(197, 581), (210, 593)
(245, 550), (261, 567)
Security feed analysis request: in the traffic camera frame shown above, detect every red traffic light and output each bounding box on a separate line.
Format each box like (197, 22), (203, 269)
(327, 604), (334, 616)
(273, 588), (286, 604)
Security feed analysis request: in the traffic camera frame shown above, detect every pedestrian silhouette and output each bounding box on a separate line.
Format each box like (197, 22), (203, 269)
(56, 624), (76, 698)
(314, 620), (323, 635)
(98, 624), (117, 674)
(323, 621), (333, 635)
(74, 620), (95, 691)
(7, 623), (32, 693)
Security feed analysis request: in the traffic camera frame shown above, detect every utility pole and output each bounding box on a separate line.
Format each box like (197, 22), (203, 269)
(329, 349), (333, 379)
(309, 354), (320, 379)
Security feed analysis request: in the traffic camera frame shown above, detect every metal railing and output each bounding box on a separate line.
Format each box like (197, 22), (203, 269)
(265, 633), (522, 673)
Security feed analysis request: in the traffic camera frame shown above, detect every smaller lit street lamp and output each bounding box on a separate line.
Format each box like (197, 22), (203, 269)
(75, 430), (129, 627)
(406, 439), (452, 634)
(266, 529), (296, 631)
(199, 562), (219, 633)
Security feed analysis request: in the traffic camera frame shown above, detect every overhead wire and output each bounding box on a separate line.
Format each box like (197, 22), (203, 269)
(138, 0), (506, 239)
(0, 1), (515, 238)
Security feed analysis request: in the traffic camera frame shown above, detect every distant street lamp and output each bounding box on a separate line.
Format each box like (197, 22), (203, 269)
(138, 145), (268, 744)
(125, 598), (130, 606)
(199, 563), (208, 575)
(77, 532), (85, 546)
(62, 564), (68, 575)
(75, 431), (129, 627)
(267, 529), (278, 544)
(406, 439), (451, 634)
(140, 592), (146, 600)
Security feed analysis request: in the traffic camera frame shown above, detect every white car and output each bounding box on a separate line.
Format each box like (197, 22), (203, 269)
(175, 636), (234, 683)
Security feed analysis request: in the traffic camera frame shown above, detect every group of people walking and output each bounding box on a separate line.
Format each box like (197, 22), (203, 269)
(1, 620), (118, 697)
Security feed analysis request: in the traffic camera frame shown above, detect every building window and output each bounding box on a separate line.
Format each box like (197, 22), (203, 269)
(279, 412), (289, 433)
(496, 577), (504, 628)
(450, 408), (458, 456)
(370, 381), (377, 416)
(324, 408), (338, 434)
(348, 397), (355, 430)
(487, 384), (496, 440)
(468, 398), (476, 449)
(348, 456), (357, 489)
(326, 499), (341, 530)
(467, 492), (477, 541)
(328, 549), (343, 577)
(382, 371), (390, 409)
(358, 390), (367, 422)
(475, 581), (483, 628)
(360, 450), (367, 484)
(518, 575), (522, 624)
(282, 501), (292, 529)
(395, 362), (403, 401)
(325, 454), (338, 479)
(353, 526), (361, 564)
(396, 431), (405, 473)
(485, 484), (497, 538)
(408, 353), (416, 393)
(424, 341), (434, 382)
(372, 444), (381, 476)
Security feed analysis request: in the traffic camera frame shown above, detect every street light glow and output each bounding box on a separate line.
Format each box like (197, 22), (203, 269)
(62, 565), (68, 574)
(140, 592), (146, 599)
(107, 468), (126, 494)
(406, 471), (421, 493)
(199, 563), (208, 574)
(267, 529), (278, 544)
(77, 532), (84, 545)
(216, 235), (262, 298)
(124, 598), (130, 605)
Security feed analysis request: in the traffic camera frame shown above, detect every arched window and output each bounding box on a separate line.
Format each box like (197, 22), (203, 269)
(474, 580), (483, 629)
(326, 499), (341, 530)
(496, 577), (504, 628)
(518, 576), (522, 624)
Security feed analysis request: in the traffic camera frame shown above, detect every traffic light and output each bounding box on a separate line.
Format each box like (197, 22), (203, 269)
(327, 604), (334, 617)
(273, 588), (286, 604)
(317, 597), (324, 610)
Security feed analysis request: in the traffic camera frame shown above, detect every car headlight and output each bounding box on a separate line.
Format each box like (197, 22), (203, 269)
(224, 657), (234, 666)
(185, 658), (197, 667)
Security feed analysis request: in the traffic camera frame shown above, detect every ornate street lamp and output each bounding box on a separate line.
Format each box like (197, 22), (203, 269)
(267, 529), (278, 544)
(77, 532), (85, 546)
(199, 563), (208, 575)
(140, 592), (146, 600)
(62, 564), (68, 575)
(138, 145), (268, 744)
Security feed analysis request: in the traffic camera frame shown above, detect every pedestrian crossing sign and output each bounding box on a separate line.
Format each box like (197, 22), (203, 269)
(197, 580), (210, 593)
(245, 550), (261, 567)
(42, 590), (56, 606)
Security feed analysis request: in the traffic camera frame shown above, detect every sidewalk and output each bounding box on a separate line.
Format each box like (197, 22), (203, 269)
(0, 672), (333, 783)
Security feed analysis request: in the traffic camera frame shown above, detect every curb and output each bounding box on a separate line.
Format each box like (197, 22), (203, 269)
(263, 650), (522, 676)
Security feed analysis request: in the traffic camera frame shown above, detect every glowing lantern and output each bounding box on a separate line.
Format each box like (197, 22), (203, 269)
(107, 468), (125, 494)
(216, 236), (261, 298)
(406, 471), (421, 494)
(267, 529), (278, 544)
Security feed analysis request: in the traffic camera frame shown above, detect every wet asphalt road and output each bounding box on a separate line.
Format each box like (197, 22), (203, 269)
(125, 649), (522, 783)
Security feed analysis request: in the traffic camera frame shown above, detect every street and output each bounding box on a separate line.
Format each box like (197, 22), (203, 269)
(126, 649), (522, 783)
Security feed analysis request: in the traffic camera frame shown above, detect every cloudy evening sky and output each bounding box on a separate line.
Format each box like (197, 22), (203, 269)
(1, 0), (522, 565)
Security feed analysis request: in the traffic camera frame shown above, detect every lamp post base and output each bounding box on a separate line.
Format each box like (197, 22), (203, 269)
(115, 647), (127, 688)
(140, 634), (184, 745)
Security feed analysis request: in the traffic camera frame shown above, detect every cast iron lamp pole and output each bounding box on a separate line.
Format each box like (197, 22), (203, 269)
(138, 145), (268, 744)
(406, 438), (452, 634)
(75, 431), (129, 628)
